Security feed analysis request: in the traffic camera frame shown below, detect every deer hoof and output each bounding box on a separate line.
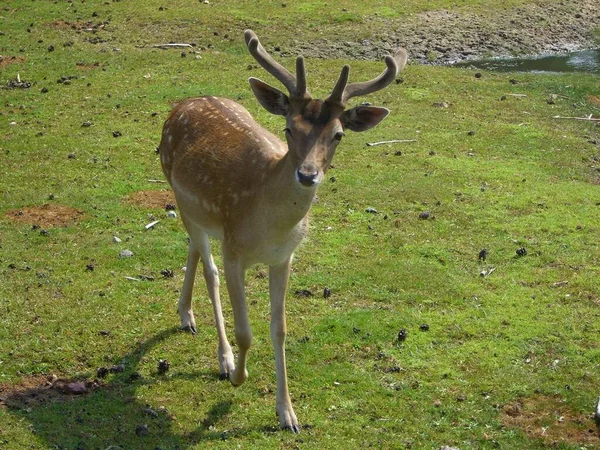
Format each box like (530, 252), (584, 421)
(180, 325), (197, 334)
(283, 423), (301, 434)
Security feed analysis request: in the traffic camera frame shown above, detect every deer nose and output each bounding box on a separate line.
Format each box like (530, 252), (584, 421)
(296, 169), (319, 187)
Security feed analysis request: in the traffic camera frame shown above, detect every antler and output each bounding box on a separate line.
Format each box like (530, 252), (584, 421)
(245, 29), (308, 99)
(327, 48), (408, 106)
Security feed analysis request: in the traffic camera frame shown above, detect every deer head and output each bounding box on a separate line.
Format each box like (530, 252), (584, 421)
(245, 30), (408, 188)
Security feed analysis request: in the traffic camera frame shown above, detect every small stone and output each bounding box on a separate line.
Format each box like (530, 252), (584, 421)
(474, 73), (482, 78)
(109, 364), (125, 373)
(86, 264), (94, 271)
(500, 95), (507, 101)
(81, 121), (92, 127)
(365, 207), (378, 214)
(323, 287), (332, 298)
(119, 249), (133, 258)
(418, 211), (431, 220)
(294, 289), (313, 297)
(41, 87), (48, 93)
(144, 407), (159, 418)
(135, 424), (149, 436)
(165, 203), (176, 211)
(112, 131), (122, 137)
(48, 45), (55, 52)
(167, 210), (177, 218)
(157, 359), (170, 374)
(420, 324), (430, 331)
(67, 153), (76, 159)
(509, 79), (518, 85)
(113, 236), (122, 243)
(467, 130), (476, 136)
(64, 382), (87, 395)
(96, 367), (109, 378)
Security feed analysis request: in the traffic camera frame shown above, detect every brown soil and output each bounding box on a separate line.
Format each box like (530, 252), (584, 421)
(126, 190), (176, 209)
(501, 394), (600, 446)
(5, 204), (84, 228)
(280, 0), (600, 64)
(0, 55), (26, 69)
(0, 375), (100, 410)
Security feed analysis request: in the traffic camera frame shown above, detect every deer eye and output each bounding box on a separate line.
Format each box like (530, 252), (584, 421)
(334, 131), (345, 141)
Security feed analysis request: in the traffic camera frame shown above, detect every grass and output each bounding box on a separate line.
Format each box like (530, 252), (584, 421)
(1, 0), (600, 449)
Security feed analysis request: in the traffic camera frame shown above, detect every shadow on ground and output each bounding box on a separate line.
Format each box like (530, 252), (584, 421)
(0, 328), (244, 449)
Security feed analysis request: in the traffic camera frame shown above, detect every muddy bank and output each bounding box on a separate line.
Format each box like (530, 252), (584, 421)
(283, 0), (600, 65)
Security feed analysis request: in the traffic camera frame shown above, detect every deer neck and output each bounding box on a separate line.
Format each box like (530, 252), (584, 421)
(262, 148), (317, 230)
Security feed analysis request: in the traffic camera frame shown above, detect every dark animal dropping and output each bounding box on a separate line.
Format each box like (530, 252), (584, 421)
(516, 247), (527, 257)
(397, 329), (408, 342)
(157, 359), (170, 374)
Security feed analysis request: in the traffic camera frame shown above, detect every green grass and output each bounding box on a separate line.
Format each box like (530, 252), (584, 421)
(1, 1), (600, 449)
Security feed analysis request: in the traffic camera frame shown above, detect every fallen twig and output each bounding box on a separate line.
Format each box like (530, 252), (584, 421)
(366, 139), (417, 147)
(147, 179), (167, 183)
(145, 220), (160, 230)
(152, 43), (193, 49)
(553, 115), (600, 122)
(507, 93), (527, 97)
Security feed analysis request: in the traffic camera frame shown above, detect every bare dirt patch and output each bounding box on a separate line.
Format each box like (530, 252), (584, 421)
(127, 190), (176, 209)
(0, 375), (101, 410)
(0, 56), (26, 69)
(5, 204), (84, 228)
(501, 394), (599, 446)
(280, 0), (600, 64)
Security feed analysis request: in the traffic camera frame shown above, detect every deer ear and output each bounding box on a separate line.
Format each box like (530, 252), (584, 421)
(249, 77), (290, 116)
(342, 106), (390, 132)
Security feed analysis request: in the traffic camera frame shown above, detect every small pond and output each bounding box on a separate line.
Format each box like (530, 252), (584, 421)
(453, 48), (600, 75)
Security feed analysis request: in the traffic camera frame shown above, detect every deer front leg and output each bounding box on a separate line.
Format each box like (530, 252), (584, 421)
(223, 255), (251, 387)
(269, 256), (300, 433)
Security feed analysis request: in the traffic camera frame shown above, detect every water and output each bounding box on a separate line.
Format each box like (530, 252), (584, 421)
(453, 48), (600, 75)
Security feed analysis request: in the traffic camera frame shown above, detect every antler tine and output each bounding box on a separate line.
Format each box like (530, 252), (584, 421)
(295, 56), (307, 97)
(328, 48), (408, 106)
(326, 65), (350, 106)
(245, 29), (307, 98)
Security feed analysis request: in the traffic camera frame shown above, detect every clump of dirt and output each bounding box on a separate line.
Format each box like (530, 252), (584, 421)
(127, 190), (176, 209)
(279, 0), (600, 64)
(50, 19), (110, 34)
(6, 204), (84, 228)
(0, 56), (26, 69)
(501, 394), (599, 446)
(0, 375), (102, 410)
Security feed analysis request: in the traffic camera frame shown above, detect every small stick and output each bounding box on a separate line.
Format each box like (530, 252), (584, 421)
(147, 179), (167, 183)
(552, 115), (600, 122)
(152, 43), (194, 49)
(366, 139), (417, 147)
(507, 94), (527, 97)
(125, 276), (141, 281)
(145, 220), (160, 230)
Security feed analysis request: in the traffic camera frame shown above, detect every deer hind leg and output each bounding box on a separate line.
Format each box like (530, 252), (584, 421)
(269, 256), (300, 433)
(223, 254), (251, 387)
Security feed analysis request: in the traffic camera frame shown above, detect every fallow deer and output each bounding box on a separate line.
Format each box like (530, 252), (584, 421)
(159, 30), (407, 433)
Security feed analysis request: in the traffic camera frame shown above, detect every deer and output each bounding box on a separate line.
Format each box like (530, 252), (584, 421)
(158, 29), (407, 433)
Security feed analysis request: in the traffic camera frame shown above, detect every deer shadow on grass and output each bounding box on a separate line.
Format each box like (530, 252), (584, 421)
(1, 327), (249, 449)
